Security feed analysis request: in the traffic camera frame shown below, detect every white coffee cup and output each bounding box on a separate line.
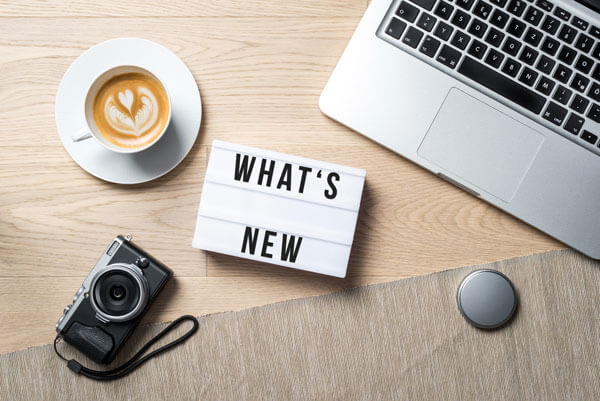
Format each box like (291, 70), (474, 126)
(72, 65), (172, 154)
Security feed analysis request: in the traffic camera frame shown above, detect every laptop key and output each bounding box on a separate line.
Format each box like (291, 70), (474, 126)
(554, 64), (573, 83)
(419, 35), (441, 57)
(592, 43), (600, 60)
(451, 9), (471, 29)
(507, 0), (527, 17)
(587, 103), (600, 122)
(519, 67), (538, 86)
(553, 85), (572, 104)
(451, 30), (471, 50)
(485, 48), (505, 68)
(490, 9), (510, 29)
(523, 27), (542, 46)
(574, 33), (593, 53)
(571, 16), (588, 31)
(574, 55), (593, 74)
(417, 13), (437, 32)
(434, 1), (454, 20)
(468, 19), (488, 38)
(468, 39), (488, 59)
(410, 0), (436, 11)
(503, 36), (522, 56)
(396, 1), (420, 23)
(558, 25), (577, 44)
(570, 94), (589, 113)
(563, 113), (585, 135)
(542, 102), (568, 125)
(436, 44), (462, 68)
(558, 46), (576, 65)
(489, 0), (508, 7)
(456, 0), (476, 10)
(540, 36), (560, 55)
(536, 55), (555, 74)
(588, 82), (600, 101)
(507, 18), (526, 38)
(502, 57), (522, 77)
(473, 1), (493, 19)
(386, 18), (408, 40)
(536, 0), (553, 12)
(458, 56), (546, 114)
(570, 73), (589, 93)
(536, 75), (555, 95)
(519, 46), (539, 65)
(403, 26), (425, 48)
(592, 64), (600, 81)
(485, 28), (505, 47)
(581, 130), (598, 144)
(434, 21), (454, 41)
(540, 15), (560, 35)
(524, 6), (543, 26)
(590, 25), (600, 40)
(553, 6), (570, 21)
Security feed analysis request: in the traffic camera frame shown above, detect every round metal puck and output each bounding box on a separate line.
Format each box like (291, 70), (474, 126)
(457, 269), (517, 330)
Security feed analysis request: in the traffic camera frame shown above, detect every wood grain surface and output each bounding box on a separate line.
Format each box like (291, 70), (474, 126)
(0, 0), (561, 353)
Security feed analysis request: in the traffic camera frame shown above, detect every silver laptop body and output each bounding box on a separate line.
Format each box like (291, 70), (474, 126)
(320, 0), (600, 258)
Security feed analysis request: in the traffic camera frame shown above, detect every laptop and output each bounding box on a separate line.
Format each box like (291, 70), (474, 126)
(320, 0), (600, 259)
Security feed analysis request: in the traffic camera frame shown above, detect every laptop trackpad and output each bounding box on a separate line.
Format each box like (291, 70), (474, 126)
(417, 88), (544, 202)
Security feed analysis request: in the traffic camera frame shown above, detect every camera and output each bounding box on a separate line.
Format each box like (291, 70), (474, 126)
(56, 235), (172, 364)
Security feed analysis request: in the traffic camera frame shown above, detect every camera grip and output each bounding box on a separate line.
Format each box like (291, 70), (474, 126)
(63, 322), (114, 363)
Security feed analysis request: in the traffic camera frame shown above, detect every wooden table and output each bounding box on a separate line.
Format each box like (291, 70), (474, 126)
(0, 0), (561, 354)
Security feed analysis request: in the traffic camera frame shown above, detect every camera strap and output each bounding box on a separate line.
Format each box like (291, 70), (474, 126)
(53, 315), (199, 381)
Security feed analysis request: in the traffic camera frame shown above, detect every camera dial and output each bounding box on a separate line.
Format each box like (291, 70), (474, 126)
(89, 263), (149, 323)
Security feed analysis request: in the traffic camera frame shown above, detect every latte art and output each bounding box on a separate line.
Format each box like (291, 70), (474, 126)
(93, 73), (169, 149)
(105, 88), (158, 136)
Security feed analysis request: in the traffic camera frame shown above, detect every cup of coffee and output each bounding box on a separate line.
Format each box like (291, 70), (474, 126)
(72, 65), (171, 154)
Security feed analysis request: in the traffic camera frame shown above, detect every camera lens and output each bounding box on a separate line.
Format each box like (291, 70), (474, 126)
(93, 270), (142, 318)
(110, 284), (126, 300)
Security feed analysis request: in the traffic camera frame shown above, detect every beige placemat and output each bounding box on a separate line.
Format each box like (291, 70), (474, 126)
(2, 249), (600, 400)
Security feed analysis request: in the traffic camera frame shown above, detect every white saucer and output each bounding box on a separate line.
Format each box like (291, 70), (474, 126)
(55, 38), (202, 184)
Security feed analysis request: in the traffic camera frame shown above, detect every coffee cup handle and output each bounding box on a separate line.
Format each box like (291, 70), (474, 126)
(72, 127), (92, 142)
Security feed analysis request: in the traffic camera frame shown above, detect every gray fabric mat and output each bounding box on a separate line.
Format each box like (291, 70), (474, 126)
(2, 249), (600, 400)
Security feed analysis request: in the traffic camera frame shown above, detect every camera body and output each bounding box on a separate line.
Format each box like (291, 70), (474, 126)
(56, 235), (171, 364)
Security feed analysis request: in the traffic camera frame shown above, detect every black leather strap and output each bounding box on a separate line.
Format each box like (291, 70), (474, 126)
(54, 315), (199, 381)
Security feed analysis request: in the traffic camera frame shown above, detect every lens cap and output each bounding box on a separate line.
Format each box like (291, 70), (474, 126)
(457, 269), (517, 329)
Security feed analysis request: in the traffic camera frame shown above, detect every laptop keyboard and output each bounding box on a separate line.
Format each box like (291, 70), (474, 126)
(378, 0), (600, 154)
